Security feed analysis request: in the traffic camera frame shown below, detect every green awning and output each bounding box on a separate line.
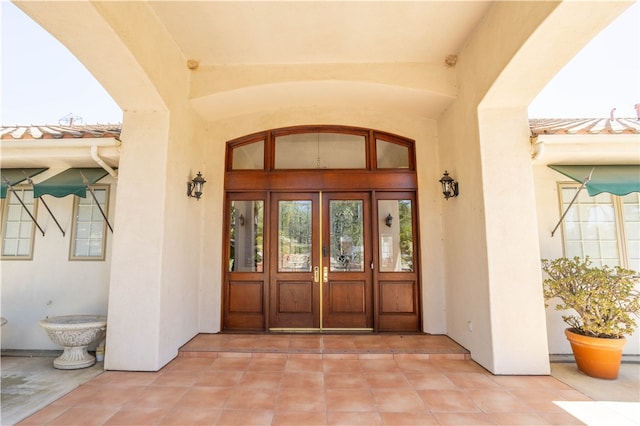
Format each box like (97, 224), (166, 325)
(549, 165), (640, 196)
(0, 168), (48, 198)
(33, 168), (109, 198)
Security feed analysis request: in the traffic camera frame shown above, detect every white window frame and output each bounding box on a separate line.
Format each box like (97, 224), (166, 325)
(558, 182), (638, 269)
(1, 186), (38, 260)
(69, 184), (110, 261)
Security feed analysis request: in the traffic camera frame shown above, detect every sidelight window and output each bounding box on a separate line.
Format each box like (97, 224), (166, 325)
(378, 199), (414, 272)
(229, 200), (264, 272)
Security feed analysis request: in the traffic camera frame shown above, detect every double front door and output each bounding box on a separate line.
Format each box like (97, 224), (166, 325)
(224, 191), (419, 332)
(270, 192), (372, 330)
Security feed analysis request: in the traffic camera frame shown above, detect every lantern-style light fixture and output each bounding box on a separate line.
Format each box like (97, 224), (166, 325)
(385, 213), (393, 227)
(439, 171), (459, 200)
(187, 171), (206, 200)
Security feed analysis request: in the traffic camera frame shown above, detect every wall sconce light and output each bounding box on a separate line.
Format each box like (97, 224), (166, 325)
(239, 214), (245, 226)
(187, 171), (206, 200)
(439, 171), (459, 200)
(385, 213), (393, 227)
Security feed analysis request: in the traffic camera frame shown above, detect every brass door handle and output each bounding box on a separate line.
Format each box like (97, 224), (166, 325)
(314, 266), (320, 283)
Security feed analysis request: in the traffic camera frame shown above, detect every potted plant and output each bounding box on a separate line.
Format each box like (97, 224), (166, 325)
(541, 256), (640, 379)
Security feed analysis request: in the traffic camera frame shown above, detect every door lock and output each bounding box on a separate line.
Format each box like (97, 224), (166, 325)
(314, 266), (320, 283)
(323, 266), (328, 283)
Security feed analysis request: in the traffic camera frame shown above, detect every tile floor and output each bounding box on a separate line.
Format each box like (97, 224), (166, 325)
(14, 334), (611, 425)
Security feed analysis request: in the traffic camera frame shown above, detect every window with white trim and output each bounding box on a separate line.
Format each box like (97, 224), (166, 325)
(560, 184), (640, 270)
(1, 187), (38, 259)
(622, 192), (640, 272)
(70, 186), (109, 260)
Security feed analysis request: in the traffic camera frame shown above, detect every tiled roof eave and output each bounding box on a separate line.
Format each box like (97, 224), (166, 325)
(530, 118), (640, 135)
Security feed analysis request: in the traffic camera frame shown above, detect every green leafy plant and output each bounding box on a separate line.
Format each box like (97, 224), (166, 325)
(541, 257), (640, 339)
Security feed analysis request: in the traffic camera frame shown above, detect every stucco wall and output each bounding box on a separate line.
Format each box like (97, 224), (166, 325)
(1, 174), (116, 350)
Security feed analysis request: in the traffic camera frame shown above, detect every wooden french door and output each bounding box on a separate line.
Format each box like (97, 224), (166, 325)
(222, 190), (420, 332)
(269, 191), (373, 330)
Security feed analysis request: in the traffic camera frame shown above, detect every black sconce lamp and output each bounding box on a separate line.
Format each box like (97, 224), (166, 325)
(187, 171), (206, 200)
(385, 213), (393, 227)
(439, 171), (459, 200)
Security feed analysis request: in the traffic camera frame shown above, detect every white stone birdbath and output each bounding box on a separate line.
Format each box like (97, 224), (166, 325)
(39, 315), (107, 369)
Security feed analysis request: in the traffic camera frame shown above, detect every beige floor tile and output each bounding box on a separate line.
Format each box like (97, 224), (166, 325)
(216, 409), (274, 425)
(538, 411), (586, 425)
(89, 371), (158, 387)
(379, 411), (439, 425)
(225, 387), (277, 410)
(358, 359), (399, 372)
(432, 412), (497, 425)
(281, 371), (324, 388)
(404, 372), (458, 390)
(433, 359), (489, 374)
(159, 407), (221, 425)
(364, 371), (411, 388)
(276, 388), (326, 412)
(17, 405), (71, 425)
(78, 385), (146, 407)
(488, 411), (553, 425)
(326, 411), (383, 425)
(194, 371), (243, 387)
(272, 410), (327, 425)
(164, 357), (216, 372)
(394, 358), (441, 374)
(47, 406), (120, 425)
(466, 389), (535, 413)
(446, 372), (502, 389)
(247, 358), (287, 372)
(210, 357), (252, 371)
(49, 384), (100, 406)
(176, 387), (232, 409)
(323, 359), (361, 373)
(103, 407), (169, 425)
(417, 389), (481, 412)
(371, 388), (426, 412)
(123, 386), (188, 409)
(238, 371), (283, 388)
(325, 388), (376, 412)
(286, 358), (324, 372)
(151, 370), (200, 387)
(324, 373), (369, 389)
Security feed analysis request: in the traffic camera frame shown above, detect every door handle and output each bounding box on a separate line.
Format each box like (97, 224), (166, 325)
(314, 266), (320, 283)
(323, 266), (328, 283)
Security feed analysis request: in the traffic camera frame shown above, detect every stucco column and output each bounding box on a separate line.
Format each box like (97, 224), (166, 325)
(105, 113), (170, 371)
(477, 108), (550, 374)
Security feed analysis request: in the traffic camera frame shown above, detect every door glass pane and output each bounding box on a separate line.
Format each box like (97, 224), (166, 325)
(330, 200), (364, 272)
(278, 200), (312, 272)
(229, 200), (264, 272)
(378, 199), (413, 272)
(275, 133), (366, 169)
(232, 140), (264, 170)
(376, 139), (409, 169)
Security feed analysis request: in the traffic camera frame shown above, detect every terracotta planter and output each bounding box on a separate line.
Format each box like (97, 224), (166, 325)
(564, 328), (626, 380)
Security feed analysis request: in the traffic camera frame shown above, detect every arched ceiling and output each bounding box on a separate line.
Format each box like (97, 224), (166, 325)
(147, 1), (493, 121)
